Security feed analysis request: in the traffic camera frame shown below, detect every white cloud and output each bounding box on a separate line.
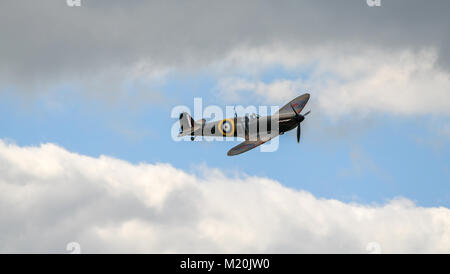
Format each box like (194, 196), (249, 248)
(0, 140), (449, 253)
(217, 47), (450, 117)
(218, 78), (299, 105)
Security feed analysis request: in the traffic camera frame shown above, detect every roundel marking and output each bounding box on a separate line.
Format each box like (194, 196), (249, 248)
(218, 118), (235, 136)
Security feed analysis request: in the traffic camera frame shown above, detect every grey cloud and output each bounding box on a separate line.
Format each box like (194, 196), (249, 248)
(1, 0), (450, 92)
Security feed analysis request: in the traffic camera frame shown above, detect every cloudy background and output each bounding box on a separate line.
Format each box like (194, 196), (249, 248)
(0, 0), (449, 253)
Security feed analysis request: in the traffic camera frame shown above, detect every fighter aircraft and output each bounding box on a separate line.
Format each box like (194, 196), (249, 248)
(178, 93), (311, 156)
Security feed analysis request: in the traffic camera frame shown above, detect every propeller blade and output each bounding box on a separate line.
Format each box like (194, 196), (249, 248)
(297, 124), (301, 143)
(290, 104), (300, 118)
(303, 110), (311, 116)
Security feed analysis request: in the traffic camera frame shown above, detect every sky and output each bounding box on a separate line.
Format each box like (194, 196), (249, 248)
(0, 0), (449, 253)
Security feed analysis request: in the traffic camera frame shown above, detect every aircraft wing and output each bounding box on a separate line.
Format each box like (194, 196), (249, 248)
(227, 138), (272, 156)
(278, 93), (310, 115)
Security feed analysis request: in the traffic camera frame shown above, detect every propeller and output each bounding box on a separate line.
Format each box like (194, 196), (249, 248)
(290, 104), (310, 143)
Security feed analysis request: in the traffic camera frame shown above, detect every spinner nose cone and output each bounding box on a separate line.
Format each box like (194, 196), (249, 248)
(298, 115), (305, 123)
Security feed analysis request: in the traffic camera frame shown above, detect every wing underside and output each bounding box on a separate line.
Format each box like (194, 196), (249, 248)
(227, 138), (272, 156)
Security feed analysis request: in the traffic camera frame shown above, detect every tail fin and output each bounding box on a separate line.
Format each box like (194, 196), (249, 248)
(179, 112), (206, 138)
(178, 112), (200, 137)
(179, 112), (194, 133)
(179, 112), (193, 137)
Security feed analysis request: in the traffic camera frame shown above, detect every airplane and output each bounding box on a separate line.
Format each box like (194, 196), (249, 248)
(178, 93), (311, 156)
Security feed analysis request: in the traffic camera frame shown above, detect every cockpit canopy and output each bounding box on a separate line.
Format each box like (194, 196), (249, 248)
(246, 113), (260, 120)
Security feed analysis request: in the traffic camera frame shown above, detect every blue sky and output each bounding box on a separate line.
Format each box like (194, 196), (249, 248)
(1, 69), (448, 208)
(2, 1), (450, 253)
